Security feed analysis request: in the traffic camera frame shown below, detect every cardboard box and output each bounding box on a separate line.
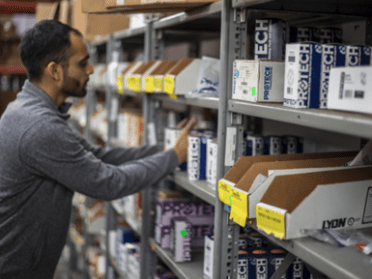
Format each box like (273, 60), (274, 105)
(283, 42), (322, 108)
(123, 62), (143, 91)
(256, 166), (372, 239)
(164, 58), (201, 97)
(319, 44), (346, 109)
(328, 66), (372, 114)
(217, 151), (358, 206)
(203, 235), (214, 279)
(144, 61), (178, 93)
(232, 60), (285, 102)
(126, 61), (161, 92)
(231, 157), (354, 221)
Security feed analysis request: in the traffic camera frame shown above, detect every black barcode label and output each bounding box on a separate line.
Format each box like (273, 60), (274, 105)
(355, 90), (365, 99)
(339, 72), (345, 99)
(287, 87), (293, 95)
(345, 90), (352, 98)
(289, 56), (296, 62)
(243, 90), (248, 94)
(241, 82), (248, 86)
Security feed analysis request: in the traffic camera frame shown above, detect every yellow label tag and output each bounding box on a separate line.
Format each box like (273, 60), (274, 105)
(145, 76), (155, 93)
(117, 76), (124, 94)
(127, 76), (141, 92)
(256, 205), (285, 239)
(164, 76), (177, 99)
(218, 180), (232, 205)
(154, 78), (163, 92)
(229, 190), (248, 227)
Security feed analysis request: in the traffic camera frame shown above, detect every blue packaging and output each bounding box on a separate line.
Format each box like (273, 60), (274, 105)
(287, 257), (306, 279)
(284, 42), (322, 108)
(248, 249), (269, 279)
(320, 44), (346, 108)
(116, 227), (137, 244)
(268, 249), (287, 279)
(188, 131), (208, 180)
(346, 45), (371, 67)
(237, 250), (250, 279)
(290, 27), (320, 43)
(281, 136), (303, 154)
(246, 135), (264, 156)
(320, 28), (343, 44)
(255, 18), (287, 60)
(264, 136), (281, 155)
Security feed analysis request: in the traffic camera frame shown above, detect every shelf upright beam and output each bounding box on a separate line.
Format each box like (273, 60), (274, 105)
(215, 3), (248, 278)
(141, 15), (158, 279)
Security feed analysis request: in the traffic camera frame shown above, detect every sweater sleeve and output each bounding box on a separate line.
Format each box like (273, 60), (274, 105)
(71, 129), (163, 165)
(19, 118), (178, 201)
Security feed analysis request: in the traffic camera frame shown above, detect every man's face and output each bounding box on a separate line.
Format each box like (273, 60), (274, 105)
(60, 32), (93, 98)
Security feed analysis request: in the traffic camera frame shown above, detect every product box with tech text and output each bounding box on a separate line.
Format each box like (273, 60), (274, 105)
(283, 42), (322, 108)
(170, 217), (192, 262)
(255, 19), (286, 60)
(319, 44), (346, 109)
(203, 235), (214, 279)
(281, 136), (303, 154)
(256, 166), (372, 239)
(232, 60), (285, 102)
(264, 136), (282, 155)
(328, 66), (372, 115)
(346, 45), (371, 67)
(206, 137), (218, 188)
(290, 27), (320, 42)
(230, 157), (353, 226)
(246, 135), (264, 156)
(218, 151), (357, 207)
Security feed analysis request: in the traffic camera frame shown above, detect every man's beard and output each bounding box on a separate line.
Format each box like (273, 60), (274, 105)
(61, 72), (87, 98)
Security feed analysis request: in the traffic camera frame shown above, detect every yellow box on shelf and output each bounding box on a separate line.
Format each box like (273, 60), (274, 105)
(229, 156), (353, 227)
(126, 61), (160, 93)
(256, 166), (372, 240)
(117, 61), (142, 94)
(144, 61), (178, 93)
(164, 58), (201, 98)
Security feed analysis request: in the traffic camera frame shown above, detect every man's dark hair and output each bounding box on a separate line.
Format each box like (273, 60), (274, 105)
(19, 20), (82, 81)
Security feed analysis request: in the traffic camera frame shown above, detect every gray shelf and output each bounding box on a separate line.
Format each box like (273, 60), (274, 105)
(114, 26), (147, 41)
(168, 171), (215, 206)
(154, 2), (221, 29)
(250, 224), (372, 279)
(229, 100), (372, 139)
(155, 95), (219, 110)
(149, 238), (204, 279)
(232, 0), (372, 17)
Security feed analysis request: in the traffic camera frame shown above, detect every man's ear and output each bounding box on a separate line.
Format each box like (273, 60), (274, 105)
(45, 61), (63, 81)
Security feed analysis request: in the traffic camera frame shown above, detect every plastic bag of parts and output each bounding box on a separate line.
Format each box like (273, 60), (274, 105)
(302, 229), (372, 255)
(186, 56), (220, 98)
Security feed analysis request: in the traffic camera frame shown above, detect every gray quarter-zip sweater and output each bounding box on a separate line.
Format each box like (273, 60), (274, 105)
(0, 80), (178, 278)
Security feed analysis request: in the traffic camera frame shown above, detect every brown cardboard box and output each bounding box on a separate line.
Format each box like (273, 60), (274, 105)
(218, 151), (358, 205)
(256, 166), (372, 239)
(35, 2), (56, 22)
(36, 1), (71, 24)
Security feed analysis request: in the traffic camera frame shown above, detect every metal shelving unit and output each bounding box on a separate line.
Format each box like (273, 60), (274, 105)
(154, 95), (219, 110)
(149, 238), (205, 279)
(168, 171), (215, 205)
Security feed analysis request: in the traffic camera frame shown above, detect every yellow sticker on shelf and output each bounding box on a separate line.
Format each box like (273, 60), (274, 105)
(218, 180), (232, 205)
(164, 76), (177, 99)
(154, 78), (163, 92)
(127, 76), (141, 92)
(229, 190), (248, 227)
(117, 76), (124, 95)
(256, 205), (285, 240)
(145, 76), (155, 93)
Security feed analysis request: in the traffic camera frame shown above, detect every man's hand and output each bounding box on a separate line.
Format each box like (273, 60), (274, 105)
(173, 118), (197, 164)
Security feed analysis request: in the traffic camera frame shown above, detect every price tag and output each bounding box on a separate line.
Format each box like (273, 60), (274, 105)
(256, 204), (286, 240)
(154, 78), (163, 92)
(218, 180), (232, 205)
(164, 76), (177, 99)
(229, 189), (248, 227)
(117, 76), (124, 94)
(145, 76), (155, 93)
(127, 76), (141, 92)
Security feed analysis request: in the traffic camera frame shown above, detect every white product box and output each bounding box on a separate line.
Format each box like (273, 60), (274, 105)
(320, 44), (346, 109)
(284, 43), (322, 108)
(203, 235), (214, 279)
(206, 138), (218, 188)
(256, 166), (372, 239)
(170, 217), (192, 262)
(164, 128), (181, 150)
(232, 60), (285, 102)
(246, 135), (264, 156)
(264, 136), (281, 155)
(328, 66), (372, 114)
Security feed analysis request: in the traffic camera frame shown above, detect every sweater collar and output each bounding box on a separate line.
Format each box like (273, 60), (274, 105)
(22, 80), (72, 120)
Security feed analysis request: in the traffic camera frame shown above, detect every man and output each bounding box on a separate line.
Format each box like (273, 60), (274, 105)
(0, 20), (195, 279)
